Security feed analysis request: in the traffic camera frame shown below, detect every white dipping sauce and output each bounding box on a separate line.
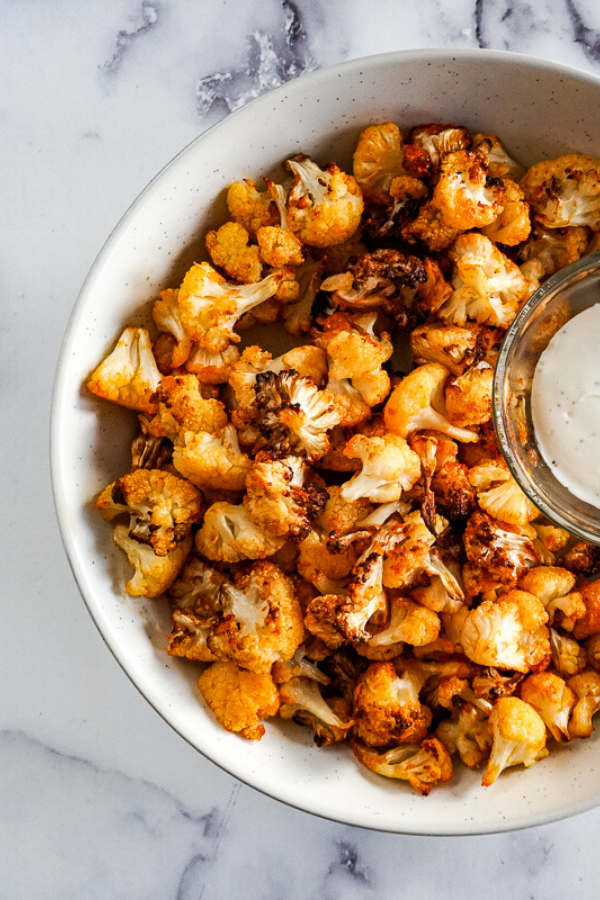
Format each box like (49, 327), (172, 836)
(532, 303), (600, 507)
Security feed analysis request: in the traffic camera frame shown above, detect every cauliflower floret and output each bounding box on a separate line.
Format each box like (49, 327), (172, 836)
(468, 458), (539, 526)
(518, 222), (590, 278)
(146, 374), (228, 442)
(285, 155), (363, 247)
(315, 484), (375, 538)
(97, 468), (203, 557)
(152, 289), (193, 371)
(113, 525), (192, 598)
(439, 233), (530, 328)
(433, 149), (506, 231)
(352, 121), (405, 204)
(410, 322), (500, 376)
(520, 671), (576, 742)
(244, 455), (328, 540)
(313, 311), (393, 381)
(463, 511), (540, 593)
(166, 556), (228, 662)
(481, 696), (548, 786)
(172, 425), (253, 492)
(402, 199), (459, 252)
(326, 376), (371, 426)
(549, 627), (588, 677)
(281, 258), (324, 336)
(408, 123), (472, 173)
(568, 670), (600, 738)
(341, 433), (421, 503)
(445, 361), (494, 428)
(384, 362), (478, 443)
(207, 561), (305, 673)
(226, 178), (278, 235)
(352, 661), (432, 747)
(253, 370), (342, 461)
(471, 133), (525, 180)
(521, 154), (600, 229)
(205, 221), (263, 284)
(351, 736), (453, 795)
(195, 501), (285, 563)
(571, 580), (600, 640)
(88, 327), (161, 414)
(278, 676), (353, 746)
(185, 343), (240, 384)
(460, 589), (550, 672)
(304, 593), (348, 650)
(436, 703), (493, 769)
(367, 597), (441, 649)
(481, 178), (531, 245)
(198, 660), (280, 739)
(177, 261), (282, 351)
(519, 566), (583, 627)
(254, 225), (302, 268)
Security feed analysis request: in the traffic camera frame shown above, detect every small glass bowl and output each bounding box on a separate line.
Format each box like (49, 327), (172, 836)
(493, 251), (600, 545)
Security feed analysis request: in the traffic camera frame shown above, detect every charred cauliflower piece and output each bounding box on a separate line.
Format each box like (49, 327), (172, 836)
(195, 501), (285, 564)
(353, 661), (432, 747)
(146, 373), (228, 443)
(433, 149), (506, 231)
(278, 676), (353, 746)
(207, 561), (305, 673)
(198, 660), (280, 739)
(410, 322), (500, 376)
(482, 696), (548, 786)
(244, 455), (328, 540)
(88, 327), (161, 414)
(521, 153), (600, 230)
(351, 736), (453, 795)
(341, 433), (421, 503)
(112, 526), (192, 598)
(167, 556), (228, 662)
(481, 178), (531, 246)
(285, 155), (364, 247)
(353, 121), (406, 204)
(172, 425), (253, 493)
(436, 703), (493, 769)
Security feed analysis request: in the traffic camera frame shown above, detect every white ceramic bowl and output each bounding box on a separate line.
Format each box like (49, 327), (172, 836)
(51, 49), (600, 834)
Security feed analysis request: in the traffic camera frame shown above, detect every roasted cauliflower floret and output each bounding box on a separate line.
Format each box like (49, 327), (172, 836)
(315, 484), (374, 538)
(519, 566), (583, 627)
(198, 660), (280, 739)
(468, 458), (539, 526)
(177, 261), (282, 351)
(550, 628), (588, 677)
(520, 671), (576, 742)
(195, 501), (284, 563)
(152, 289), (193, 371)
(518, 222), (590, 278)
(313, 311), (393, 381)
(439, 233), (530, 328)
(226, 178), (278, 235)
(384, 362), (478, 443)
(351, 736), (453, 795)
(433, 149), (506, 231)
(481, 696), (548, 786)
(281, 258), (324, 335)
(436, 703), (493, 769)
(463, 511), (540, 592)
(88, 327), (161, 414)
(341, 433), (421, 503)
(256, 225), (303, 267)
(278, 676), (353, 746)
(172, 425), (253, 492)
(146, 373), (228, 442)
(444, 361), (494, 428)
(571, 580), (600, 640)
(207, 561), (305, 673)
(244, 455), (328, 540)
(112, 525), (192, 598)
(96, 468), (203, 557)
(410, 322), (500, 376)
(481, 178), (531, 245)
(567, 670), (600, 738)
(353, 121), (405, 204)
(460, 589), (550, 672)
(285, 155), (363, 247)
(166, 556), (228, 662)
(205, 221), (263, 284)
(521, 153), (600, 230)
(472, 133), (525, 180)
(253, 369), (342, 461)
(367, 597), (441, 650)
(352, 661), (432, 747)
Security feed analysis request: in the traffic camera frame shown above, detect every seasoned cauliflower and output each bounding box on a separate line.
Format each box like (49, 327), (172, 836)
(353, 121), (405, 204)
(313, 311), (393, 381)
(226, 178), (277, 235)
(278, 676), (353, 746)
(281, 258), (324, 336)
(519, 566), (583, 627)
(460, 589), (550, 672)
(341, 433), (421, 503)
(568, 670), (600, 738)
(367, 597), (441, 649)
(444, 361), (494, 428)
(88, 327), (161, 414)
(166, 556), (228, 662)
(410, 322), (500, 376)
(352, 661), (432, 747)
(468, 458), (539, 526)
(198, 660), (280, 739)
(520, 671), (575, 742)
(244, 455), (328, 540)
(112, 525), (192, 598)
(436, 703), (493, 769)
(351, 736), (453, 795)
(463, 511), (540, 593)
(195, 501), (285, 564)
(152, 289), (192, 371)
(521, 153), (600, 230)
(481, 178), (531, 246)
(549, 627), (588, 677)
(207, 561), (305, 673)
(482, 696), (548, 786)
(285, 155), (363, 247)
(571, 580), (600, 640)
(172, 425), (253, 493)
(146, 373), (228, 442)
(205, 221), (263, 284)
(433, 149), (506, 231)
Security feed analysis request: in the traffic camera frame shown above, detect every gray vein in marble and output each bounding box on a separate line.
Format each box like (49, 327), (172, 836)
(195, 0), (316, 119)
(103, 0), (160, 74)
(565, 0), (600, 62)
(329, 842), (371, 885)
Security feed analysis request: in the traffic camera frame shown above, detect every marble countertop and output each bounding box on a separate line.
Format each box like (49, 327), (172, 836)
(5, 1), (600, 896)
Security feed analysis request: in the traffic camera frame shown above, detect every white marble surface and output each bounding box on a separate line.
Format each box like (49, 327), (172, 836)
(5, 1), (600, 896)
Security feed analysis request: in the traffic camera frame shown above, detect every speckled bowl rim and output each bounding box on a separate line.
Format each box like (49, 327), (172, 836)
(51, 47), (600, 835)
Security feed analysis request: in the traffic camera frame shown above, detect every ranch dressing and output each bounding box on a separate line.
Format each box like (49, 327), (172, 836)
(531, 303), (600, 507)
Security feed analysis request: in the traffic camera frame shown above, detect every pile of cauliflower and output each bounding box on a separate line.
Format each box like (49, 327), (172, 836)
(88, 121), (600, 795)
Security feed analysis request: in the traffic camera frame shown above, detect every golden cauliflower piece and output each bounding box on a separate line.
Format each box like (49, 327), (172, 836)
(436, 703), (492, 769)
(314, 310), (393, 380)
(177, 261), (282, 351)
(172, 425), (253, 492)
(410, 321), (500, 376)
(152, 289), (193, 371)
(567, 670), (600, 738)
(198, 660), (280, 739)
(96, 468), (203, 557)
(519, 566), (583, 627)
(256, 225), (303, 267)
(351, 736), (453, 795)
(433, 149), (506, 231)
(195, 501), (284, 564)
(166, 556), (228, 662)
(352, 661), (432, 747)
(460, 589), (550, 672)
(185, 343), (240, 384)
(244, 455), (328, 541)
(402, 199), (459, 252)
(315, 484), (374, 538)
(341, 433), (421, 503)
(384, 362), (478, 443)
(518, 222), (590, 278)
(352, 121), (405, 204)
(278, 676), (353, 746)
(439, 233), (530, 328)
(468, 457), (539, 525)
(549, 628), (588, 677)
(482, 696), (548, 786)
(520, 671), (575, 742)
(207, 561), (305, 673)
(367, 596), (441, 650)
(462, 511), (540, 594)
(205, 221), (263, 284)
(226, 178), (278, 235)
(444, 361), (494, 428)
(286, 155), (364, 247)
(146, 373), (228, 442)
(521, 153), (600, 229)
(571, 580), (600, 640)
(88, 327), (161, 414)
(112, 525), (192, 598)
(481, 178), (531, 246)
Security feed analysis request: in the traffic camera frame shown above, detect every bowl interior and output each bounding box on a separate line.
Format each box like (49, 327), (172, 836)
(52, 49), (600, 834)
(495, 253), (600, 545)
